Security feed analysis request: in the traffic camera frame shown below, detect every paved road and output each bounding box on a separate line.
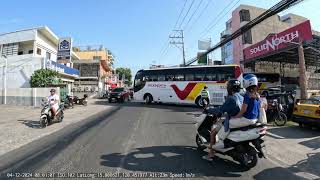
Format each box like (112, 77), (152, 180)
(0, 101), (311, 179)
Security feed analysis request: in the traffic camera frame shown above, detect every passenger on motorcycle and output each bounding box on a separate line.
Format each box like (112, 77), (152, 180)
(48, 89), (60, 120)
(203, 80), (243, 161)
(230, 74), (260, 128)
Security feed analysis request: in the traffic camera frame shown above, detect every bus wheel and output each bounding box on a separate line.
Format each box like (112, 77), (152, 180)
(144, 94), (153, 104)
(195, 96), (203, 108)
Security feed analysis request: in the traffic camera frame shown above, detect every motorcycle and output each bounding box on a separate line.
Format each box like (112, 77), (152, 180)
(63, 95), (74, 109)
(40, 99), (64, 128)
(73, 94), (88, 106)
(195, 106), (267, 169)
(266, 99), (287, 126)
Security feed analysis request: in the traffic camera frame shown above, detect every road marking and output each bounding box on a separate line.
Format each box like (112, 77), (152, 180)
(267, 132), (285, 139)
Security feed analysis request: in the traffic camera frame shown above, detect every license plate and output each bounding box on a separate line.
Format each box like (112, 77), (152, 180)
(112, 98), (116, 100)
(303, 110), (310, 114)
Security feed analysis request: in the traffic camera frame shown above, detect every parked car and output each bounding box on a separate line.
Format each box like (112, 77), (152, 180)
(108, 88), (130, 103)
(292, 98), (320, 128)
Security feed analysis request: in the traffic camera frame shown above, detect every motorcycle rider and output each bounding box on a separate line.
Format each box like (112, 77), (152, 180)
(203, 80), (243, 161)
(48, 89), (60, 121)
(201, 86), (210, 108)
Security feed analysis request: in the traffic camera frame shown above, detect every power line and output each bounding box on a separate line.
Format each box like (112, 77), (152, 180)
(186, 0), (213, 33)
(183, 0), (203, 30)
(199, 0), (239, 38)
(178, 0), (195, 29)
(201, 0), (240, 38)
(174, 0), (188, 29)
(186, 0), (304, 66)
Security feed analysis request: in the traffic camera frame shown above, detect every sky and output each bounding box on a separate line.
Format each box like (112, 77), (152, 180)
(0, 0), (319, 76)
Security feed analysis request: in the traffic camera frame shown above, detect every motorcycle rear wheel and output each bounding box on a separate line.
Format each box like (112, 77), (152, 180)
(274, 112), (287, 126)
(240, 146), (258, 169)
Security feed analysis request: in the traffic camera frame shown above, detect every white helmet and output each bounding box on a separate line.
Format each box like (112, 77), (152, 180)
(243, 74), (258, 89)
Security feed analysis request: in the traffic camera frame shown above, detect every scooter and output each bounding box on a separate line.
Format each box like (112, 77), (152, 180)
(40, 99), (64, 128)
(195, 106), (267, 169)
(63, 95), (74, 109)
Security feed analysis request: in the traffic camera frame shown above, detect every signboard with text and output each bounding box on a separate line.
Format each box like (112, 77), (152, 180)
(57, 37), (72, 63)
(243, 20), (313, 61)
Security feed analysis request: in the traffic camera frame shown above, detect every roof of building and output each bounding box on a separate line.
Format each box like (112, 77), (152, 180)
(0, 26), (80, 60)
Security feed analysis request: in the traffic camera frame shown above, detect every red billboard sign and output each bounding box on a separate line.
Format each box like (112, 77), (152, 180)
(243, 20), (313, 60)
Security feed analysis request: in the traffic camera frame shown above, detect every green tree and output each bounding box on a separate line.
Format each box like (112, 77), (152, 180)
(115, 67), (132, 86)
(30, 69), (62, 87)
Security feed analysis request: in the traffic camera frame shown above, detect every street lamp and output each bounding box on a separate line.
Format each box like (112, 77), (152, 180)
(1, 55), (7, 104)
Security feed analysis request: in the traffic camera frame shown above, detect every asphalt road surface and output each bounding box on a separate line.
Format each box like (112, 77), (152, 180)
(0, 101), (309, 180)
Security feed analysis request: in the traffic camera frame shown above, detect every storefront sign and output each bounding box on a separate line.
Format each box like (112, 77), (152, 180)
(243, 20), (313, 60)
(57, 37), (72, 63)
(46, 60), (79, 76)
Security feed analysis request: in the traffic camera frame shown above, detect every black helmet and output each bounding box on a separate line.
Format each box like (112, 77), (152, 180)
(227, 79), (241, 95)
(204, 86), (208, 89)
(50, 89), (56, 93)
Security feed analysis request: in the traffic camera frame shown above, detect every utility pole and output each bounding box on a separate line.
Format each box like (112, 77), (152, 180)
(169, 30), (186, 66)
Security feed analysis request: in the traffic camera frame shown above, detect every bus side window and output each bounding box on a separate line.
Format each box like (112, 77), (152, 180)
(165, 75), (174, 81)
(175, 74), (185, 81)
(194, 74), (205, 81)
(185, 74), (194, 81)
(150, 75), (158, 81)
(158, 75), (165, 81)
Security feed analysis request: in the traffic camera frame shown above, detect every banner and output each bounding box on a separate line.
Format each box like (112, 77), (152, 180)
(243, 20), (313, 60)
(198, 40), (211, 50)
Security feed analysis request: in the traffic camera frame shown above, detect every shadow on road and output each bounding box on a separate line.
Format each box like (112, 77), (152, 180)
(268, 126), (320, 139)
(17, 120), (41, 129)
(94, 100), (201, 113)
(289, 152), (320, 177)
(299, 137), (320, 150)
(253, 167), (308, 180)
(100, 146), (250, 178)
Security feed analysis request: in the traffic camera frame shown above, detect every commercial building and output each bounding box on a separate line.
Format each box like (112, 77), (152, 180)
(0, 26), (80, 94)
(221, 4), (307, 65)
(72, 45), (113, 95)
(220, 4), (320, 98)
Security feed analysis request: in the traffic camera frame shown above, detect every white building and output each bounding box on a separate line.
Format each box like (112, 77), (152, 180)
(0, 26), (80, 94)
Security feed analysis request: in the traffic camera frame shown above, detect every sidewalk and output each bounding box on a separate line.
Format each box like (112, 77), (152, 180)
(0, 99), (111, 157)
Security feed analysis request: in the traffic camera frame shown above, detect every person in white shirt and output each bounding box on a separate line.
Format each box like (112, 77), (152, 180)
(48, 89), (60, 120)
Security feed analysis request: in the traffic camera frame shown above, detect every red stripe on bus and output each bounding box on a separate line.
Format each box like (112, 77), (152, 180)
(171, 83), (197, 100)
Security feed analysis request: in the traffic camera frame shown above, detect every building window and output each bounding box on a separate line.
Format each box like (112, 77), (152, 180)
(37, 48), (41, 55)
(239, 9), (250, 22)
(46, 52), (51, 60)
(28, 50), (33, 54)
(2, 43), (18, 56)
(242, 29), (252, 44)
(93, 56), (102, 60)
(226, 21), (232, 29)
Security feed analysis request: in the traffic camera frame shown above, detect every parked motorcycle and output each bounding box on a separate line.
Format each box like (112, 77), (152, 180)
(195, 106), (267, 169)
(63, 95), (74, 109)
(73, 94), (88, 106)
(266, 99), (287, 126)
(40, 99), (64, 128)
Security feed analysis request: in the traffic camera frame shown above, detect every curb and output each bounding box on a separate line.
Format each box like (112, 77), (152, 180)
(0, 106), (121, 175)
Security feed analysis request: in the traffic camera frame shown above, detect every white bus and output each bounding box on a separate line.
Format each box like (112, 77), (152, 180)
(133, 65), (242, 106)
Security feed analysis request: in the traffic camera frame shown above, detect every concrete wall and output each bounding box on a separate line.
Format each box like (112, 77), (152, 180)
(0, 55), (43, 88)
(0, 87), (60, 107)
